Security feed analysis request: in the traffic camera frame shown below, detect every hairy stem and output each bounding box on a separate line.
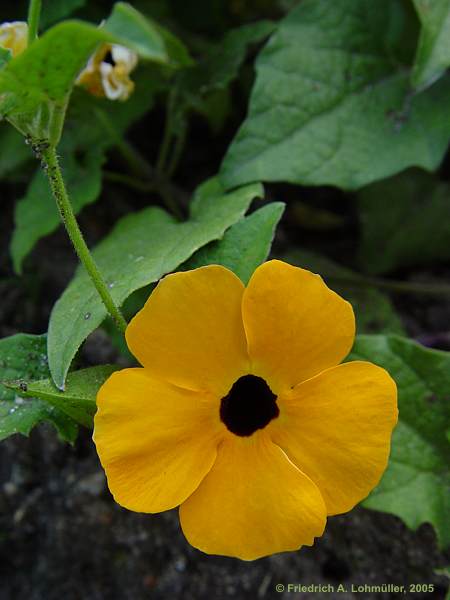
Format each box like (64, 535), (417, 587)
(42, 147), (127, 334)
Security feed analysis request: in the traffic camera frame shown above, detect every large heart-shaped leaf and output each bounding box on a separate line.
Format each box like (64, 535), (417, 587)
(220, 0), (450, 191)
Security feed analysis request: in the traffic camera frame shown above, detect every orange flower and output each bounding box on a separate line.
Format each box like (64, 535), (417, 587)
(94, 260), (397, 560)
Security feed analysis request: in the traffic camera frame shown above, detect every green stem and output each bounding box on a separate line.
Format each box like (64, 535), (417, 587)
(27, 0), (41, 44)
(166, 122), (187, 179)
(365, 276), (450, 296)
(155, 114), (173, 175)
(94, 108), (152, 178)
(158, 182), (184, 220)
(104, 170), (184, 220)
(103, 170), (154, 192)
(42, 147), (127, 334)
(327, 273), (450, 296)
(156, 88), (179, 175)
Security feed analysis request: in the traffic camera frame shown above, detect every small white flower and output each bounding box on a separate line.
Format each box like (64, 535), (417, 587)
(0, 21), (28, 57)
(77, 43), (138, 101)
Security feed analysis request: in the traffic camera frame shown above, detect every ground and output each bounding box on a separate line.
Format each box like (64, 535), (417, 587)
(0, 425), (448, 600)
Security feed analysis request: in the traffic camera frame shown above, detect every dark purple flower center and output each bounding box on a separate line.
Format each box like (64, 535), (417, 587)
(220, 374), (279, 436)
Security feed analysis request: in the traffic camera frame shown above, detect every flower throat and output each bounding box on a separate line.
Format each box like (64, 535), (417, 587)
(220, 374), (279, 436)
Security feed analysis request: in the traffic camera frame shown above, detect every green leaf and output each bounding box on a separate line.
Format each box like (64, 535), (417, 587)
(412, 0), (450, 90)
(182, 20), (275, 97)
(0, 8), (189, 145)
(349, 335), (450, 547)
(48, 178), (263, 389)
(40, 0), (86, 29)
(0, 125), (31, 178)
(0, 334), (77, 442)
(5, 365), (119, 428)
(163, 21), (274, 148)
(209, 20), (275, 89)
(68, 63), (167, 143)
(0, 46), (11, 69)
(0, 22), (113, 145)
(357, 169), (450, 274)
(10, 66), (163, 273)
(11, 144), (104, 273)
(284, 249), (405, 335)
(220, 0), (450, 191)
(183, 202), (284, 284)
(104, 2), (191, 66)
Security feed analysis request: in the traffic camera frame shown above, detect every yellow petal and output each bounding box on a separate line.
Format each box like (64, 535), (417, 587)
(179, 432), (327, 560)
(93, 368), (222, 513)
(267, 361), (398, 515)
(126, 266), (250, 396)
(242, 260), (355, 392)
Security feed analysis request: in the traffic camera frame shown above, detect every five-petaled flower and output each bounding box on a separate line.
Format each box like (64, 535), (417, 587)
(76, 43), (138, 101)
(0, 21), (28, 57)
(94, 260), (397, 560)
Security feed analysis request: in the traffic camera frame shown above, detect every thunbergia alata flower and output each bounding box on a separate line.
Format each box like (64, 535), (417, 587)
(76, 43), (138, 101)
(93, 260), (398, 560)
(0, 21), (28, 57)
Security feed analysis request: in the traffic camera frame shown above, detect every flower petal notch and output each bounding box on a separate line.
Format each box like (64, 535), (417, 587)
(180, 433), (327, 560)
(242, 260), (355, 393)
(77, 43), (138, 101)
(94, 260), (398, 560)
